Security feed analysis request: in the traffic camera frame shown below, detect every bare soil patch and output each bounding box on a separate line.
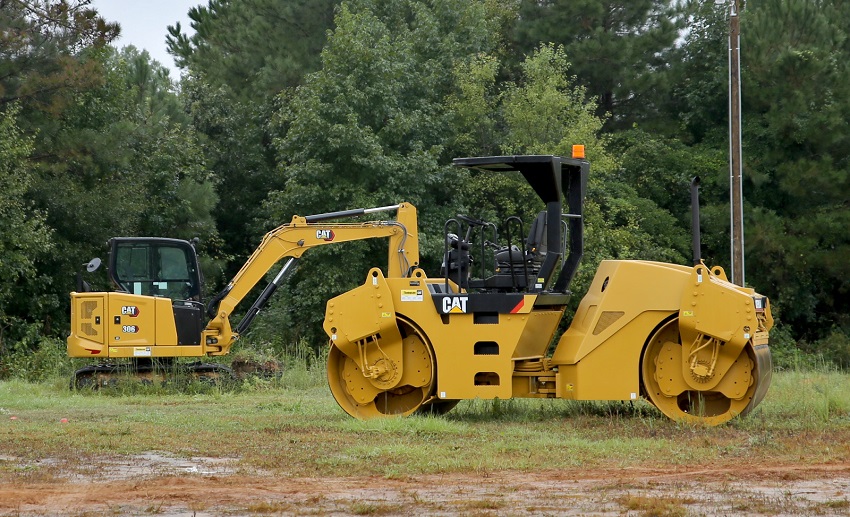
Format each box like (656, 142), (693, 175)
(1, 456), (848, 516)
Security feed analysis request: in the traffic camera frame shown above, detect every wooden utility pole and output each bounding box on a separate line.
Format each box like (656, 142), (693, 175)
(729, 0), (745, 286)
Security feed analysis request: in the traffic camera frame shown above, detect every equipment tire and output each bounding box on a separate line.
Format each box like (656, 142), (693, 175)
(327, 317), (438, 419)
(640, 317), (765, 426)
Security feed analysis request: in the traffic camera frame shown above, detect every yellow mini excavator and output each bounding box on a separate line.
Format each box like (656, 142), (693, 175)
(68, 203), (420, 386)
(68, 151), (773, 425)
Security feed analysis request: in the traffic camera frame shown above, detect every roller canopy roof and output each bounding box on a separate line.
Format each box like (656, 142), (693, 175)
(452, 155), (588, 205)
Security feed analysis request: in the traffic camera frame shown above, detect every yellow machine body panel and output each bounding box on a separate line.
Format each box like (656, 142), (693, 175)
(105, 293), (171, 348)
(68, 292), (205, 359)
(323, 259), (699, 405)
(676, 263), (770, 391)
(325, 271), (567, 402)
(512, 308), (563, 359)
(425, 311), (524, 401)
(550, 260), (690, 400)
(69, 293), (106, 349)
(324, 268), (405, 392)
(547, 259), (770, 407)
(556, 311), (676, 401)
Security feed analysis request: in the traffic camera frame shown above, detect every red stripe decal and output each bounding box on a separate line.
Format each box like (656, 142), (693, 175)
(510, 298), (525, 313)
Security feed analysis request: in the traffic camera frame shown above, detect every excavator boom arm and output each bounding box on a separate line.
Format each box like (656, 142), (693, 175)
(203, 203), (419, 352)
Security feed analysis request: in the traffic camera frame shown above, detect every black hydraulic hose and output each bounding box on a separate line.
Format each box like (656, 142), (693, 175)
(206, 284), (232, 319)
(443, 219), (465, 292)
(482, 222), (497, 281)
(235, 258), (299, 334)
(503, 216), (525, 291)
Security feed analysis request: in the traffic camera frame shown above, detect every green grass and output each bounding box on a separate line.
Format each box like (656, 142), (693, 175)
(1, 369), (849, 483)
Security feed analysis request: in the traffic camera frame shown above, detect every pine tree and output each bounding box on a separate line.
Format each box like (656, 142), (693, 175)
(513, 0), (682, 127)
(741, 0), (850, 343)
(166, 0), (337, 100)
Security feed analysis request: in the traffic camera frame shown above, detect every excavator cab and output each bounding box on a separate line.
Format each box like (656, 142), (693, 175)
(108, 237), (206, 348)
(68, 237), (219, 387)
(109, 237), (202, 301)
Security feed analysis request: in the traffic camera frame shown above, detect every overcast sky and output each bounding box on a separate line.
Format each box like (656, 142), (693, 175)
(90, 0), (200, 77)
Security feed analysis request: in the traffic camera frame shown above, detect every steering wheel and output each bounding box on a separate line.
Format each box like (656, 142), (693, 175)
(456, 214), (488, 227)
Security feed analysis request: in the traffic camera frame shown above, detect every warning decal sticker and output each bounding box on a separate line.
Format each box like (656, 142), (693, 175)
(400, 289), (424, 302)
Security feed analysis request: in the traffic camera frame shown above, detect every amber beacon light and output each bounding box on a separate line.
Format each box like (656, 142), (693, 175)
(572, 144), (585, 159)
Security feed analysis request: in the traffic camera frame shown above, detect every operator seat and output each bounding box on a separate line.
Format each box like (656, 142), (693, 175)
(494, 211), (547, 272)
(525, 211), (548, 267)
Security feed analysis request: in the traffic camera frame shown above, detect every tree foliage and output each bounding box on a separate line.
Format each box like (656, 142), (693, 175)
(513, 0), (682, 126)
(180, 75), (276, 276)
(655, 0), (850, 348)
(165, 1), (338, 279)
(0, 3), (217, 354)
(255, 0), (507, 344)
(166, 0), (337, 100)
(740, 0), (850, 338)
(257, 5), (686, 346)
(669, 2), (729, 144)
(0, 0), (118, 120)
(0, 106), (52, 352)
(485, 45), (686, 294)
(25, 47), (217, 328)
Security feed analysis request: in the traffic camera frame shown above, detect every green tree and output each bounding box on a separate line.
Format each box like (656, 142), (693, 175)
(605, 0), (850, 359)
(609, 129), (727, 262)
(179, 75), (279, 280)
(116, 46), (186, 124)
(21, 48), (217, 340)
(261, 18), (689, 349)
(166, 0), (338, 100)
(513, 0), (682, 127)
(0, 0), (118, 121)
(458, 45), (687, 298)
(740, 0), (850, 340)
(166, 1), (339, 276)
(0, 107), (52, 354)
(668, 2), (729, 144)
(0, 0), (116, 343)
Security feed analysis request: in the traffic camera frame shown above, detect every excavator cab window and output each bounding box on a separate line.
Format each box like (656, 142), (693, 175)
(109, 238), (202, 301)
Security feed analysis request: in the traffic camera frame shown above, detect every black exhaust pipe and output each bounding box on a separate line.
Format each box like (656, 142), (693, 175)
(690, 176), (701, 265)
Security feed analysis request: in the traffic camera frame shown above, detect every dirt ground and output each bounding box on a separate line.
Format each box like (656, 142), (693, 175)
(1, 454), (849, 516)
